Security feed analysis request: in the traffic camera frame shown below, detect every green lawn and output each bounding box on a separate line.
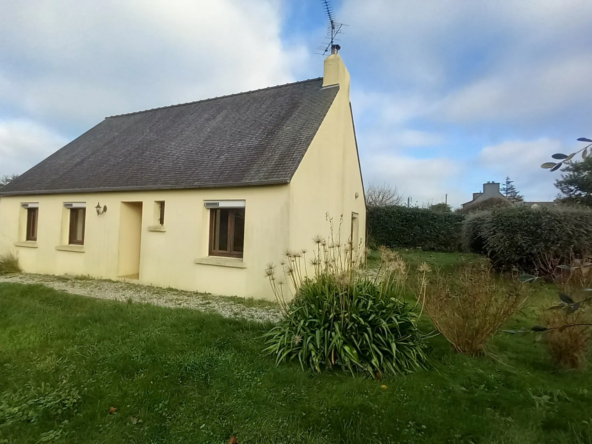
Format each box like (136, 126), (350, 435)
(1, 259), (591, 443)
(367, 248), (485, 271)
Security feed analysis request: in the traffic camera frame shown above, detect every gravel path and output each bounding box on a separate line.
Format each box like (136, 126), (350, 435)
(0, 273), (283, 323)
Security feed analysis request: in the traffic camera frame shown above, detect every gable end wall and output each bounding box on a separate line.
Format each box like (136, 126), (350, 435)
(286, 85), (366, 268)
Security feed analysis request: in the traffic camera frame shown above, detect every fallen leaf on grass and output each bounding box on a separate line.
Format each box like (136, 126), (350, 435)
(229, 436), (238, 444)
(381, 385), (388, 389)
(109, 407), (118, 415)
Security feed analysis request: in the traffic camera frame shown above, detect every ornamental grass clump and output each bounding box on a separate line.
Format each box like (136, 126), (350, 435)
(418, 264), (530, 356)
(541, 308), (591, 369)
(537, 267), (592, 369)
(264, 219), (429, 378)
(0, 252), (21, 275)
(263, 275), (428, 377)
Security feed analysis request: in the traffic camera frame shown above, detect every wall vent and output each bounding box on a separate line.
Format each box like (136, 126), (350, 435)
(64, 202), (86, 209)
(203, 200), (245, 209)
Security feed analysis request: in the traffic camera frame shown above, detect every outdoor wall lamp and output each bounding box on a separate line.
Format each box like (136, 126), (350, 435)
(96, 202), (107, 215)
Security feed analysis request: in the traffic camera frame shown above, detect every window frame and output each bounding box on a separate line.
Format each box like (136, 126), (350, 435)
(209, 208), (245, 258)
(350, 212), (359, 263)
(26, 207), (39, 241)
(68, 208), (86, 245)
(158, 201), (165, 225)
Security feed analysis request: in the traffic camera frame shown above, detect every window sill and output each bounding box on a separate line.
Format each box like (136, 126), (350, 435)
(14, 241), (38, 249)
(194, 256), (246, 269)
(147, 225), (166, 232)
(55, 245), (85, 253)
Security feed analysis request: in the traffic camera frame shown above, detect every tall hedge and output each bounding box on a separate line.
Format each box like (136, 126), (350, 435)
(367, 206), (465, 251)
(462, 211), (491, 255)
(462, 206), (592, 273)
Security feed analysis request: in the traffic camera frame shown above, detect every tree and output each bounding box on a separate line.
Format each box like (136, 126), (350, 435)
(0, 174), (19, 188)
(429, 203), (452, 213)
(365, 183), (403, 207)
(519, 137), (592, 340)
(554, 157), (592, 207)
(501, 176), (524, 202)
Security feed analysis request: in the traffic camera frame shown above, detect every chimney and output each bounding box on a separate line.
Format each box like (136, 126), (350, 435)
(483, 182), (501, 197)
(323, 51), (350, 97)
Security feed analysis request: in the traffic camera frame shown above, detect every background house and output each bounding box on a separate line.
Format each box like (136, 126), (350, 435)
(461, 182), (510, 209)
(461, 181), (558, 211)
(0, 53), (365, 300)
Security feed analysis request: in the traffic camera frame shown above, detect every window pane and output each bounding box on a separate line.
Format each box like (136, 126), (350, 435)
(27, 208), (38, 241)
(70, 208), (85, 244)
(27, 210), (32, 239)
(214, 209), (229, 251)
(76, 210), (84, 240)
(232, 209), (245, 253)
(159, 201), (165, 225)
(32, 209), (37, 239)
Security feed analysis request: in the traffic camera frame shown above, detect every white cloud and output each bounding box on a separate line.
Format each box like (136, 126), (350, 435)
(0, 0), (307, 128)
(360, 129), (443, 153)
(351, 91), (443, 151)
(363, 154), (465, 207)
(478, 138), (572, 201)
(339, 0), (592, 206)
(0, 120), (69, 176)
(352, 91), (436, 127)
(340, 0), (592, 129)
(441, 53), (592, 125)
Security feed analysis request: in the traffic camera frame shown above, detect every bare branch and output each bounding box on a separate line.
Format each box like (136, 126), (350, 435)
(365, 183), (403, 207)
(0, 174), (19, 188)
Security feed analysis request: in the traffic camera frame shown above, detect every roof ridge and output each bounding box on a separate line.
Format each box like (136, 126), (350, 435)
(106, 77), (324, 119)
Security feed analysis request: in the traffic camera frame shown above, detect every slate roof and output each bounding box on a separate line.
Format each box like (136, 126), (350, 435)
(1, 78), (339, 196)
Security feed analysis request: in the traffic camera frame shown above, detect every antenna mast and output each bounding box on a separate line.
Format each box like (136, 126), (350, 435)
(319, 0), (345, 55)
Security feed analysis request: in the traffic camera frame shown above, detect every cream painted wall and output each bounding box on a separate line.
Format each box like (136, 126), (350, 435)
(285, 53), (366, 271)
(0, 54), (365, 301)
(0, 185), (290, 299)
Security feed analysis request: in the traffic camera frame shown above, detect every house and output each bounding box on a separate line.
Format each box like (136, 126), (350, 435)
(461, 181), (511, 209)
(461, 182), (559, 211)
(0, 52), (366, 300)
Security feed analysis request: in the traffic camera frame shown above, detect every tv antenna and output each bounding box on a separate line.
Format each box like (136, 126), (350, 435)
(318, 0), (346, 55)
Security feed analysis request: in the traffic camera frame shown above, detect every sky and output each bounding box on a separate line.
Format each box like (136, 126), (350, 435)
(1, 0), (591, 207)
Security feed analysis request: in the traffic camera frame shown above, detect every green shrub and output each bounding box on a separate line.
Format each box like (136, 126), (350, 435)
(263, 274), (429, 377)
(418, 264), (530, 356)
(462, 206), (592, 274)
(0, 252), (21, 275)
(367, 206), (464, 252)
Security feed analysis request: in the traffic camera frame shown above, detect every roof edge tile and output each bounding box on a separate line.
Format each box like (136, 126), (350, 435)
(106, 77), (324, 119)
(0, 179), (291, 197)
